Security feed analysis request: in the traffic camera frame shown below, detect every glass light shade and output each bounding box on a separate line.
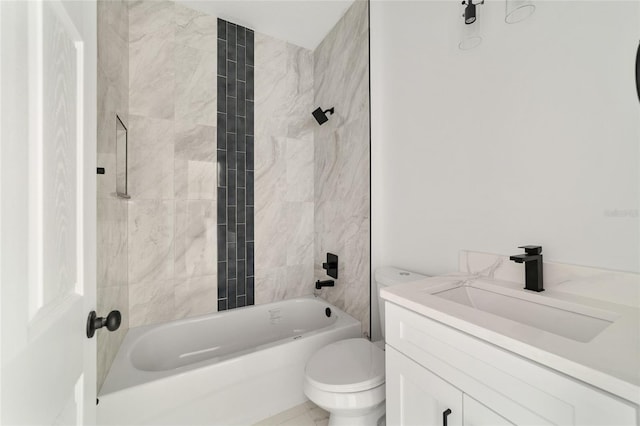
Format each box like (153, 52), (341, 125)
(505, 0), (535, 24)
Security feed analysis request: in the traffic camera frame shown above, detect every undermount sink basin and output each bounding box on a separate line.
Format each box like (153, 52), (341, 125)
(432, 284), (618, 342)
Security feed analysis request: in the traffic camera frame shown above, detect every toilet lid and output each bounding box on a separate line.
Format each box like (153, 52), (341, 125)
(305, 338), (385, 393)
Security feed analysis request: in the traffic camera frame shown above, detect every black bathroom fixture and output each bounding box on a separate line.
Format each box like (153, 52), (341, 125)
(635, 41), (639, 104)
(462, 0), (484, 24)
(86, 310), (122, 338)
(312, 107), (335, 125)
(316, 280), (335, 290)
(509, 245), (544, 292)
(322, 253), (338, 279)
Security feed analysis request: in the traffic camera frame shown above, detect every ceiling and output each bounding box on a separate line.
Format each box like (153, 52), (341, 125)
(175, 0), (355, 50)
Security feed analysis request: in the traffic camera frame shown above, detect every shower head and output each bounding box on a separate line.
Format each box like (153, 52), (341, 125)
(312, 107), (335, 125)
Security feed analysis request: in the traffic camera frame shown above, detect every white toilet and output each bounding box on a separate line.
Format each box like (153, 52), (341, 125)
(303, 268), (426, 426)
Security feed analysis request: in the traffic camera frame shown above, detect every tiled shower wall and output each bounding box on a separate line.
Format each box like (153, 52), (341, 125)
(96, 0), (129, 391)
(313, 0), (370, 335)
(253, 32), (316, 303)
(123, 1), (317, 323)
(126, 1), (218, 327)
(102, 1), (369, 351)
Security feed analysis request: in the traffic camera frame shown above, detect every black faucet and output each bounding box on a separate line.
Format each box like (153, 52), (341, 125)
(509, 245), (544, 292)
(315, 280), (335, 290)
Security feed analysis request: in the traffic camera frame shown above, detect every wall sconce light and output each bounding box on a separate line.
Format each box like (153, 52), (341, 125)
(462, 0), (484, 25)
(459, 0), (484, 50)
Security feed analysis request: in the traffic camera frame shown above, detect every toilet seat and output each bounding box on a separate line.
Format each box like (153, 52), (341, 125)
(305, 338), (385, 393)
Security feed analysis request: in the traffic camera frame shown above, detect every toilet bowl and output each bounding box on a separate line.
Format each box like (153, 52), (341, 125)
(304, 267), (428, 425)
(304, 338), (385, 426)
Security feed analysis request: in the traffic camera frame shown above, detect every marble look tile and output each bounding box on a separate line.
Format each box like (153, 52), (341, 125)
(175, 4), (218, 51)
(254, 402), (309, 426)
(174, 275), (217, 318)
(255, 200), (287, 270)
(174, 160), (216, 200)
(97, 197), (128, 289)
(174, 122), (216, 199)
(175, 121), (216, 161)
(313, 129), (340, 207)
(255, 34), (288, 70)
(255, 135), (286, 206)
(345, 291), (369, 337)
(174, 200), (217, 279)
(99, 0), (128, 44)
(128, 200), (174, 284)
(313, 0), (368, 83)
(254, 266), (287, 305)
(341, 219), (370, 282)
(307, 402), (330, 424)
(254, 35), (314, 141)
(175, 45), (217, 126)
(314, 42), (368, 130)
(127, 115), (174, 199)
(285, 138), (313, 203)
(284, 264), (314, 299)
(128, 0), (174, 43)
(286, 202), (314, 267)
(314, 1), (368, 130)
(129, 278), (176, 327)
(335, 116), (370, 211)
(98, 0), (128, 88)
(314, 201), (343, 262)
(97, 66), (124, 156)
(344, 228), (370, 334)
(129, 31), (174, 119)
(311, 1), (370, 327)
(340, 31), (369, 124)
(279, 414), (315, 426)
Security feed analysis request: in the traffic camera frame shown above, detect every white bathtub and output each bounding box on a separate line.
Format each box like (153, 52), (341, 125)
(97, 296), (361, 425)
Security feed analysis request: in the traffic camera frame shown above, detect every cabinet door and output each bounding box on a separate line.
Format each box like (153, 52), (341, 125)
(387, 346), (462, 426)
(463, 395), (514, 426)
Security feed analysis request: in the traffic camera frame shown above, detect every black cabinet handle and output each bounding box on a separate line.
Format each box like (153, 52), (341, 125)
(86, 310), (121, 338)
(443, 408), (452, 426)
(635, 41), (640, 104)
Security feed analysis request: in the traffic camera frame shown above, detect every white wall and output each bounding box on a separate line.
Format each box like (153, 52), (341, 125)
(371, 0), (640, 336)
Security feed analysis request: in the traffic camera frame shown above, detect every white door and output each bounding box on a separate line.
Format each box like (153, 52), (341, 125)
(1, 0), (97, 424)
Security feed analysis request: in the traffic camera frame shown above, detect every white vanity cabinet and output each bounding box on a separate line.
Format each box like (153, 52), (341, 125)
(386, 346), (462, 426)
(387, 347), (514, 426)
(385, 302), (638, 426)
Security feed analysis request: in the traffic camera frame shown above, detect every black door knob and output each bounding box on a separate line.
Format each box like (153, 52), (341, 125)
(86, 310), (121, 338)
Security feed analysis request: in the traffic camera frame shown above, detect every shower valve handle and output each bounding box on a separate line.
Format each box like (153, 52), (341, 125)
(322, 253), (339, 279)
(86, 310), (121, 338)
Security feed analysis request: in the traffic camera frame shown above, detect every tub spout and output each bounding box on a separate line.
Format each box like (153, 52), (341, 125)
(315, 280), (335, 290)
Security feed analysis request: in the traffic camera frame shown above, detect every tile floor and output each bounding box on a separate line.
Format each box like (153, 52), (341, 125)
(254, 401), (329, 426)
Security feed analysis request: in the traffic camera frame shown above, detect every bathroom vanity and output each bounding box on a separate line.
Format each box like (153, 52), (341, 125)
(381, 253), (640, 426)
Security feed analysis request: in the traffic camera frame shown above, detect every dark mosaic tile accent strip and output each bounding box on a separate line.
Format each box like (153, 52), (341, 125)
(218, 19), (254, 311)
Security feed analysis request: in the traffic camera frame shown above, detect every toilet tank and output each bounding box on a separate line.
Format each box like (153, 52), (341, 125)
(375, 267), (428, 340)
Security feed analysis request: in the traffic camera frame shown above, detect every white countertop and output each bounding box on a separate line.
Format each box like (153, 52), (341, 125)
(381, 274), (640, 406)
